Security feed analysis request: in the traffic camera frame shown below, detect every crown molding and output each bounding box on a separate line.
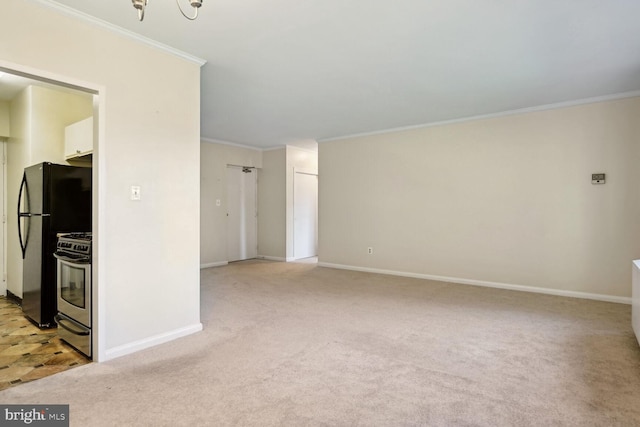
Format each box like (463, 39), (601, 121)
(200, 137), (263, 151)
(31, 0), (206, 66)
(201, 137), (292, 152)
(262, 145), (286, 152)
(319, 90), (640, 143)
(199, 139), (321, 153)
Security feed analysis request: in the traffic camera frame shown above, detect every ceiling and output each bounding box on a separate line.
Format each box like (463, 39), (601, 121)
(15, 1), (640, 148)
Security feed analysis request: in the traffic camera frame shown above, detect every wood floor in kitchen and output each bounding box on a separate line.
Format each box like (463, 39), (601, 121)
(0, 296), (90, 391)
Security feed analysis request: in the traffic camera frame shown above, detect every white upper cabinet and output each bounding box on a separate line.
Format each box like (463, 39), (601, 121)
(65, 117), (93, 160)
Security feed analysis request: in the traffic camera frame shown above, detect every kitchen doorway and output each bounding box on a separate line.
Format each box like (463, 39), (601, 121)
(0, 64), (100, 368)
(226, 165), (257, 262)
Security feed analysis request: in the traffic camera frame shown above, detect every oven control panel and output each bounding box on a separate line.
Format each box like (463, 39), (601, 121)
(56, 233), (92, 256)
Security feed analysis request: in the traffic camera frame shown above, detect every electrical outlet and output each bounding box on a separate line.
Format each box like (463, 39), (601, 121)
(367, 247), (373, 255)
(216, 199), (221, 207)
(592, 173), (605, 185)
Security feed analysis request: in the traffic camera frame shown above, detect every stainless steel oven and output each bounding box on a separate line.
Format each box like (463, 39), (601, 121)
(54, 233), (92, 358)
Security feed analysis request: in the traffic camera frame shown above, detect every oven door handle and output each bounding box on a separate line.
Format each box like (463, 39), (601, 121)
(55, 315), (90, 336)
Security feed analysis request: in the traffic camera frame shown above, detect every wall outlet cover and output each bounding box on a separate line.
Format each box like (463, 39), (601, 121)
(592, 173), (605, 184)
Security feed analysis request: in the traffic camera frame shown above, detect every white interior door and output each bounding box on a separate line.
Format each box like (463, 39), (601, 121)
(294, 172), (318, 260)
(227, 165), (257, 262)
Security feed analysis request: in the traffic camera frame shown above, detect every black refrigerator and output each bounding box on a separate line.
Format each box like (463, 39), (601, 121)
(18, 162), (91, 328)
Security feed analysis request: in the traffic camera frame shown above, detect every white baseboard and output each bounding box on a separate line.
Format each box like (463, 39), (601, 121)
(104, 323), (203, 361)
(200, 261), (228, 269)
(318, 262), (631, 305)
(257, 255), (287, 262)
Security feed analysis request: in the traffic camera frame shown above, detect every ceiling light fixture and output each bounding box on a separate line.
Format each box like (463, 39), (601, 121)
(131, 0), (204, 21)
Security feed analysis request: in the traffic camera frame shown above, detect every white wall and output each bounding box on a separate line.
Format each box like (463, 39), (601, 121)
(319, 97), (640, 300)
(1, 0), (203, 360)
(200, 143), (318, 264)
(30, 85), (92, 165)
(255, 146), (319, 261)
(0, 100), (9, 137)
(258, 148), (286, 259)
(6, 85), (92, 298)
(7, 88), (30, 298)
(200, 141), (262, 267)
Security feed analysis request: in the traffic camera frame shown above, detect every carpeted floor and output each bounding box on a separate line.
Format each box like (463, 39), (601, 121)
(1, 259), (640, 426)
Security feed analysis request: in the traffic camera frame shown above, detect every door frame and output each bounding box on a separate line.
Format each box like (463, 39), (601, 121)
(0, 60), (104, 361)
(293, 168), (318, 260)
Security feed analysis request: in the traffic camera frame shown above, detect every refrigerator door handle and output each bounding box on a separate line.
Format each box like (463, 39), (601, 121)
(17, 172), (28, 259)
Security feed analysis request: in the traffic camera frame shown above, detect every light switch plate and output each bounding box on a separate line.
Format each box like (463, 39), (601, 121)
(131, 185), (141, 200)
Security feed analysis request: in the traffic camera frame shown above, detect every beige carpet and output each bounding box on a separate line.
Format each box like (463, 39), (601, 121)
(2, 259), (640, 426)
